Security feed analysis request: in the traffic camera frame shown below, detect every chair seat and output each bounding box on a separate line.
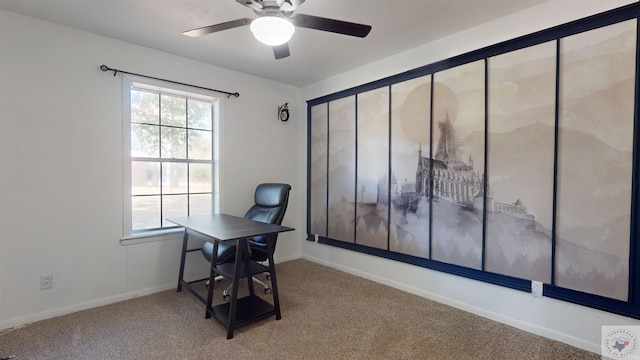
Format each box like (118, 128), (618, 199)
(201, 240), (237, 264)
(202, 238), (270, 265)
(248, 238), (269, 262)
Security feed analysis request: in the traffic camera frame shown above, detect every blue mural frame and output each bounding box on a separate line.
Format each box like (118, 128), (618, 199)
(306, 3), (640, 319)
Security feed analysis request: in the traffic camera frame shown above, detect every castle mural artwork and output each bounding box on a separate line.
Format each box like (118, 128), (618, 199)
(309, 103), (327, 237)
(308, 15), (636, 303)
(355, 87), (390, 250)
(554, 20), (635, 301)
(430, 61), (485, 269)
(389, 76), (431, 259)
(326, 96), (356, 243)
(381, 103), (545, 275)
(485, 41), (556, 284)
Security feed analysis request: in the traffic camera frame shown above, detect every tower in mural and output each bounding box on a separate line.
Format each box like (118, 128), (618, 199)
(415, 114), (483, 208)
(434, 113), (461, 164)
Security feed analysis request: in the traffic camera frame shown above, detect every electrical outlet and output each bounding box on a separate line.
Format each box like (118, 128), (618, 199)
(40, 274), (53, 290)
(531, 280), (543, 298)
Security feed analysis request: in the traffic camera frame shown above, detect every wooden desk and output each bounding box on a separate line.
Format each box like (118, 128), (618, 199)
(168, 214), (294, 339)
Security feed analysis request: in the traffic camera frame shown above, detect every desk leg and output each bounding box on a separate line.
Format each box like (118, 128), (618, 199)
(226, 238), (244, 339)
(205, 240), (219, 319)
(177, 230), (188, 292)
(244, 240), (256, 297)
(267, 236), (281, 320)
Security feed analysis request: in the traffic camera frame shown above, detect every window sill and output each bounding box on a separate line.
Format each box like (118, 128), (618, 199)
(120, 228), (185, 246)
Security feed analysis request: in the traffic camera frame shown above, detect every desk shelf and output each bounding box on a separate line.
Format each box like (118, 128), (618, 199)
(210, 259), (279, 338)
(207, 295), (276, 329)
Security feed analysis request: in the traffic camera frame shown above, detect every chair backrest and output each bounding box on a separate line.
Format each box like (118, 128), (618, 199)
(244, 183), (291, 225)
(243, 183), (291, 259)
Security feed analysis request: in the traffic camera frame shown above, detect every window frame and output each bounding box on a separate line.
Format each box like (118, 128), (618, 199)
(120, 75), (223, 243)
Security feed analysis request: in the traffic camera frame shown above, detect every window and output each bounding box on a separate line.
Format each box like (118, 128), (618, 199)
(124, 81), (219, 235)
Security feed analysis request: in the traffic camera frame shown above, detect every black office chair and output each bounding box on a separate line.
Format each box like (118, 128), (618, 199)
(201, 183), (291, 298)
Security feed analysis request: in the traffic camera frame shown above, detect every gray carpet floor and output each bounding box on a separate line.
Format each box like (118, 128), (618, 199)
(0, 259), (598, 359)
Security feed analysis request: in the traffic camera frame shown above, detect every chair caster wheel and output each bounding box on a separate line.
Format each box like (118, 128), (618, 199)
(264, 288), (272, 294)
(223, 294), (230, 301)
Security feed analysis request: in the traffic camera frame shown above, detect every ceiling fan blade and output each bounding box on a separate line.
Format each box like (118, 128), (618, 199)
(183, 18), (252, 37)
(291, 14), (371, 38)
(273, 43), (290, 59)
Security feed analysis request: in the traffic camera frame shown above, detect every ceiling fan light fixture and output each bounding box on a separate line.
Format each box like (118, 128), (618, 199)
(250, 15), (295, 46)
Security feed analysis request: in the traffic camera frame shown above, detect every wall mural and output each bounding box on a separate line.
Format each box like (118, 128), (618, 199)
(356, 88), (389, 249)
(430, 60), (485, 270)
(309, 103), (328, 236)
(555, 20), (635, 301)
(307, 6), (639, 313)
(485, 41), (556, 283)
(388, 76), (431, 258)
(327, 96), (356, 243)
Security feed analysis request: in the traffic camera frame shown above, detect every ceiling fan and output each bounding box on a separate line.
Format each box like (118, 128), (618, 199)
(183, 0), (372, 60)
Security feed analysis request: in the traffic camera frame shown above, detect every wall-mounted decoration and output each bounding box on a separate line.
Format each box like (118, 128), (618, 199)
(356, 88), (390, 249)
(431, 60), (485, 270)
(555, 20), (636, 301)
(278, 103), (290, 122)
(307, 4), (640, 319)
(389, 76), (432, 258)
(485, 41), (556, 283)
(309, 103), (328, 236)
(327, 96), (356, 243)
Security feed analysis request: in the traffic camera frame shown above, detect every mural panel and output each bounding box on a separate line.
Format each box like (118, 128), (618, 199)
(431, 60), (485, 270)
(310, 103), (328, 236)
(556, 20), (636, 301)
(356, 88), (389, 249)
(327, 96), (356, 243)
(389, 76), (431, 258)
(485, 42), (556, 282)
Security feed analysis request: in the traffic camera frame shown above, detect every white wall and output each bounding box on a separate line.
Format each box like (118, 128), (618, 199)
(301, 0), (640, 354)
(0, 9), (304, 329)
(2, 0), (639, 353)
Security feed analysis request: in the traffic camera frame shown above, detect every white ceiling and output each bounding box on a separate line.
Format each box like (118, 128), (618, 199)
(0, 0), (546, 87)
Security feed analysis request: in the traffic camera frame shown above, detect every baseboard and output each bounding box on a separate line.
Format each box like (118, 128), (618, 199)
(0, 283), (176, 331)
(301, 255), (601, 355)
(274, 254), (303, 264)
(0, 256), (303, 332)
(1, 254), (601, 354)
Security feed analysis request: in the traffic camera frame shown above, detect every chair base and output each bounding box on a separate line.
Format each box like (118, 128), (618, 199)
(219, 275), (271, 300)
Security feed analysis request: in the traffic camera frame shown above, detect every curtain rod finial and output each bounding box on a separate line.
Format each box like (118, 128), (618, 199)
(100, 64), (117, 76)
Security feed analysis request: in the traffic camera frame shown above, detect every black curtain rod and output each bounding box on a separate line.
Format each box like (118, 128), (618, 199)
(99, 64), (240, 98)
